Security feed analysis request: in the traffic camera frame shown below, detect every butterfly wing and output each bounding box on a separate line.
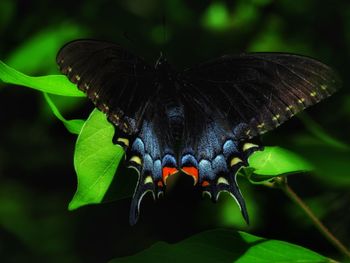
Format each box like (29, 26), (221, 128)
(56, 40), (156, 135)
(57, 40), (181, 224)
(182, 53), (341, 140)
(176, 53), (340, 223)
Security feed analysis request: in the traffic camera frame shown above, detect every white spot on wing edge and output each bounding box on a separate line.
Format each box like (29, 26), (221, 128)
(243, 142), (259, 152)
(117, 138), (129, 147)
(217, 177), (229, 185)
(130, 155), (142, 165)
(202, 191), (212, 199)
(230, 157), (243, 167)
(144, 176), (153, 185)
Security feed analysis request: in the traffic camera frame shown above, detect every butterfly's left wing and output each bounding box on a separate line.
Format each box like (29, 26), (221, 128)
(57, 40), (156, 135)
(57, 41), (176, 225)
(177, 53), (340, 222)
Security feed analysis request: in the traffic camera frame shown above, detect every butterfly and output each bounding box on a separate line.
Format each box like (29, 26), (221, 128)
(56, 40), (341, 225)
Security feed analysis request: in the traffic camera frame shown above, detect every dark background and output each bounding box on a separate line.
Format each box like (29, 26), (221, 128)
(0, 0), (349, 262)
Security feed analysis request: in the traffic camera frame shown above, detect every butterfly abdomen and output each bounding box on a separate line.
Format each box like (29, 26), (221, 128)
(165, 104), (185, 141)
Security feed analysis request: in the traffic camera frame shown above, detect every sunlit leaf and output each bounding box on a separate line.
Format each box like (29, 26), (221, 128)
(0, 60), (85, 97)
(248, 146), (313, 183)
(69, 109), (124, 210)
(110, 229), (329, 263)
(43, 93), (85, 134)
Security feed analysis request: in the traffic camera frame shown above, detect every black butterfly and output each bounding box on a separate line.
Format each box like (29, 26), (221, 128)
(56, 40), (340, 225)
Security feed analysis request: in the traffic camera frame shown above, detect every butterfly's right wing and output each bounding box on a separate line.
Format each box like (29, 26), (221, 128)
(57, 40), (157, 135)
(176, 53), (341, 223)
(182, 53), (341, 140)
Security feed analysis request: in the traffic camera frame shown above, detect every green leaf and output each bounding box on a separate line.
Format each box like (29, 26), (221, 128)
(5, 23), (86, 74)
(248, 146), (313, 183)
(298, 113), (350, 151)
(0, 0), (15, 33)
(0, 60), (85, 97)
(219, 183), (259, 228)
(69, 109), (124, 210)
(43, 93), (85, 135)
(288, 139), (350, 186)
(110, 229), (330, 263)
(202, 2), (231, 30)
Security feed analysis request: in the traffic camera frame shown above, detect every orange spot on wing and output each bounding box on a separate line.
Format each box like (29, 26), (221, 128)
(202, 180), (210, 187)
(181, 166), (199, 185)
(157, 181), (164, 187)
(162, 167), (178, 185)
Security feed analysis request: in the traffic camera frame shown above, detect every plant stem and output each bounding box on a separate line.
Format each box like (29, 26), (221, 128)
(271, 177), (350, 260)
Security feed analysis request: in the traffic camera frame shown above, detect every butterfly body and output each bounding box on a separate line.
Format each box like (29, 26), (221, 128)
(57, 40), (340, 225)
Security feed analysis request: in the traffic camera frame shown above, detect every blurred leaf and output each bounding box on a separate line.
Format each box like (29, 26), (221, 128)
(248, 146), (313, 183)
(298, 113), (350, 151)
(110, 229), (329, 263)
(0, 60), (85, 97)
(251, 0), (272, 6)
(0, 182), (78, 262)
(43, 93), (85, 135)
(0, 0), (15, 33)
(121, 0), (157, 17)
(278, 0), (313, 14)
(150, 25), (171, 45)
(289, 139), (350, 186)
(6, 23), (86, 74)
(248, 15), (311, 54)
(287, 194), (335, 227)
(231, 2), (258, 29)
(166, 0), (193, 24)
(69, 109), (124, 210)
(202, 1), (230, 30)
